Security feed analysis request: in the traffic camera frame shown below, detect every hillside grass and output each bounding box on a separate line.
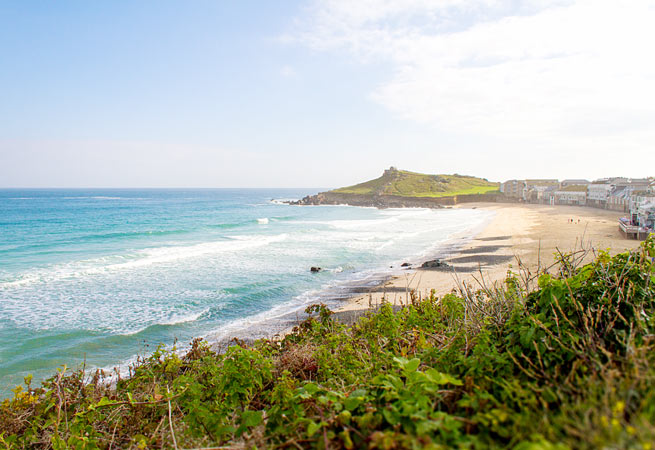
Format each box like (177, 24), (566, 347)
(2, 239), (655, 449)
(333, 170), (499, 198)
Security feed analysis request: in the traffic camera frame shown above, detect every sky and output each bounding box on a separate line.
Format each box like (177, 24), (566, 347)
(1, 0), (654, 188)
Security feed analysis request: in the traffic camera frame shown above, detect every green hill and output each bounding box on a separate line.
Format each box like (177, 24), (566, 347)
(333, 167), (499, 198)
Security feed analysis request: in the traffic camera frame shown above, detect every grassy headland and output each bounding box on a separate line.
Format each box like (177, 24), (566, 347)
(290, 168), (500, 208)
(2, 238), (654, 449)
(333, 169), (499, 198)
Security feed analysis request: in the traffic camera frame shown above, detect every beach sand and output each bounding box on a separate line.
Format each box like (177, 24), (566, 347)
(334, 203), (641, 316)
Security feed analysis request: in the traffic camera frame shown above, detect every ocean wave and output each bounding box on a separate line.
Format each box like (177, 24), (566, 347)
(118, 308), (211, 336)
(206, 222), (247, 230)
(79, 229), (189, 241)
(62, 196), (124, 200)
(203, 263), (404, 343)
(0, 234), (289, 289)
(160, 308), (209, 326)
(94, 233), (289, 272)
(296, 211), (436, 230)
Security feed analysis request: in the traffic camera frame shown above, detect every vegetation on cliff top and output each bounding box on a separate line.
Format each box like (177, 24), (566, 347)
(332, 168), (499, 198)
(2, 239), (655, 449)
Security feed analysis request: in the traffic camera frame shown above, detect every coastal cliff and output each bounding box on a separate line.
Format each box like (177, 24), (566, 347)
(290, 167), (500, 208)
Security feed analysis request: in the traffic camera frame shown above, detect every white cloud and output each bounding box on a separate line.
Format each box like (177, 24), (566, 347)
(291, 0), (655, 167)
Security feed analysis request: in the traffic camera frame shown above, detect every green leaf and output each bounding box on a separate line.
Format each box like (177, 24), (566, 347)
(241, 410), (263, 428)
(382, 408), (399, 426)
(404, 358), (420, 373)
(302, 382), (318, 394)
(415, 420), (439, 435)
(306, 420), (321, 437)
(393, 356), (409, 367)
(425, 369), (462, 386)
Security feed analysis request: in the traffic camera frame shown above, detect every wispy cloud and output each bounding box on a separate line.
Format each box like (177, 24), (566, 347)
(290, 0), (655, 147)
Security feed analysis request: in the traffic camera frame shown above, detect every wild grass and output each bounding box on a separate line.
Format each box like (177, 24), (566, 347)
(1, 238), (654, 449)
(333, 170), (499, 197)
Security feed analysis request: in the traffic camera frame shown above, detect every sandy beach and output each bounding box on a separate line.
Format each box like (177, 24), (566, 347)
(335, 203), (642, 314)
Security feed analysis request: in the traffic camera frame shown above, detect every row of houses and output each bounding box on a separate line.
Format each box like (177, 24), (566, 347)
(500, 177), (655, 231)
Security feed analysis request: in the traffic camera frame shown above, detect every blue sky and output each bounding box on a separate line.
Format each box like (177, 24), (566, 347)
(1, 0), (654, 187)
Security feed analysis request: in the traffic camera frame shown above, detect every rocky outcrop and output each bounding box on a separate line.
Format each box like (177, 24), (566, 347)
(288, 192), (499, 209)
(420, 259), (450, 269)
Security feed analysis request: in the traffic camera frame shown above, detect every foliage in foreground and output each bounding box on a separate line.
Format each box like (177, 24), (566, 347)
(2, 239), (655, 449)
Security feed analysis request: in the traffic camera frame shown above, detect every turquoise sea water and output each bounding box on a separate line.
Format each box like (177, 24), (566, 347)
(0, 189), (492, 395)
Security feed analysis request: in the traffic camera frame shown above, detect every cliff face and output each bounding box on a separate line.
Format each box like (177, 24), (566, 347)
(289, 168), (500, 208)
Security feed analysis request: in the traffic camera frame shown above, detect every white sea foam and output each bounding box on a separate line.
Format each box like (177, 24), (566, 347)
(270, 198), (296, 205)
(0, 234), (289, 290)
(160, 308), (209, 326)
(257, 218), (269, 224)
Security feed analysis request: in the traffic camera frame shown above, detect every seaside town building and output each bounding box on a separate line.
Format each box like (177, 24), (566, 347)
(636, 203), (655, 229)
(499, 176), (654, 239)
(552, 185), (587, 206)
(500, 176), (654, 211)
(587, 181), (614, 207)
(499, 180), (526, 199)
(560, 179), (590, 188)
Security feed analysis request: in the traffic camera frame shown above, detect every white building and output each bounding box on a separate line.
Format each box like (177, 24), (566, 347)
(553, 186), (587, 205)
(587, 183), (613, 206)
(637, 202), (655, 229)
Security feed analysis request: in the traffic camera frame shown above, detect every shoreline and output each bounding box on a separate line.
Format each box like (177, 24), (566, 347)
(207, 209), (496, 346)
(331, 202), (642, 319)
(112, 202), (641, 355)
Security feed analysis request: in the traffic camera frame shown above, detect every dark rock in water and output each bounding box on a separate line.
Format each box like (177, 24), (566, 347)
(310, 267), (322, 273)
(400, 262), (411, 267)
(420, 259), (450, 269)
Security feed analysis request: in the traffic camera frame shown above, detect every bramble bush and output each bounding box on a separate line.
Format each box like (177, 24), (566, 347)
(1, 238), (654, 449)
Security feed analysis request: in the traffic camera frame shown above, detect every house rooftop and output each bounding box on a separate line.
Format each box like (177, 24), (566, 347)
(562, 179), (590, 184)
(561, 185), (588, 192)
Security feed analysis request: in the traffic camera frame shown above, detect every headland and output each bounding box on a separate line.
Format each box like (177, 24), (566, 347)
(288, 167), (500, 208)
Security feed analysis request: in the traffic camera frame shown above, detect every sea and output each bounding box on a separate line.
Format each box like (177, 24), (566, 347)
(0, 189), (493, 396)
